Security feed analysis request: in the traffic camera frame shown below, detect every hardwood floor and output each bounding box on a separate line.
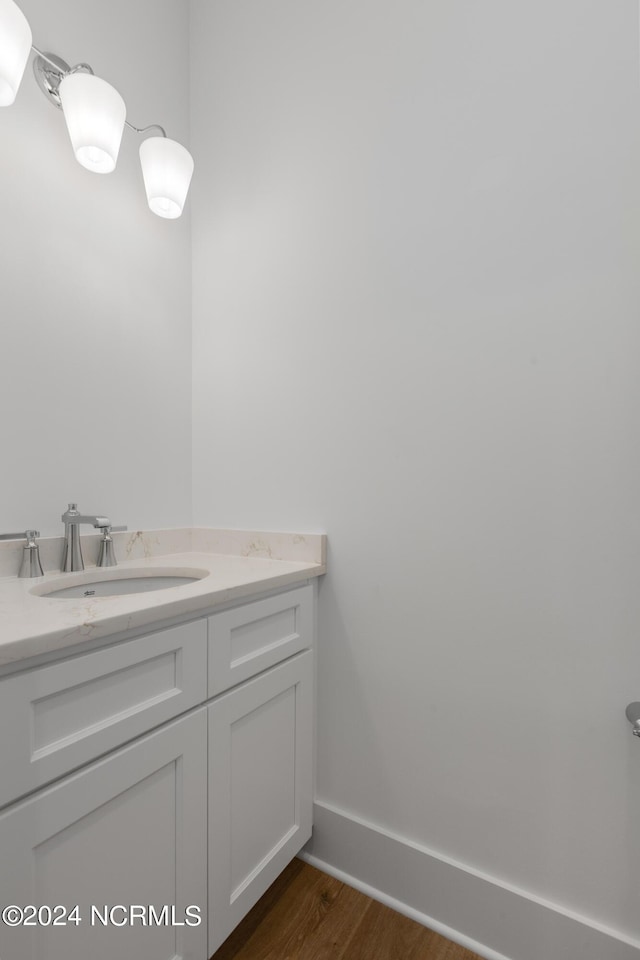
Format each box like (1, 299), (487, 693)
(211, 859), (484, 960)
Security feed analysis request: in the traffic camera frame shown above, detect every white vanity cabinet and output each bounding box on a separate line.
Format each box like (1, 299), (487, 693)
(0, 581), (315, 960)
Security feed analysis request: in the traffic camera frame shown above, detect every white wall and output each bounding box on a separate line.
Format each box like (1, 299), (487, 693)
(0, 0), (192, 538)
(191, 0), (640, 949)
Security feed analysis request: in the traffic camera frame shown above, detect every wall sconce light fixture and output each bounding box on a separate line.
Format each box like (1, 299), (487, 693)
(0, 0), (194, 218)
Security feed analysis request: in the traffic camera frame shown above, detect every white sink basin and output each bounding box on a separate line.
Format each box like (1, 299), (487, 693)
(34, 569), (209, 599)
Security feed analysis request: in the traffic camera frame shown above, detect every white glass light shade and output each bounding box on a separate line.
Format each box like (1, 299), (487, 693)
(58, 73), (126, 174)
(0, 0), (32, 106)
(139, 137), (194, 219)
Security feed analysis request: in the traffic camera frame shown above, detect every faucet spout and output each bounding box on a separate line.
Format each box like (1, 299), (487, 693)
(61, 503), (112, 572)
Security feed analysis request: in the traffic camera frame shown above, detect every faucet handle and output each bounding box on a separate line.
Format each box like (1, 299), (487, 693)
(0, 531), (45, 577)
(0, 530), (40, 542)
(19, 530), (44, 579)
(97, 525), (117, 568)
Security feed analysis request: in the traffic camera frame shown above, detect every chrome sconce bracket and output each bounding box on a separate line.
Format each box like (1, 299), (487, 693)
(32, 50), (92, 109)
(626, 702), (640, 738)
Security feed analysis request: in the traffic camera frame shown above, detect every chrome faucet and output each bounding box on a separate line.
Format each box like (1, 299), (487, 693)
(61, 503), (112, 572)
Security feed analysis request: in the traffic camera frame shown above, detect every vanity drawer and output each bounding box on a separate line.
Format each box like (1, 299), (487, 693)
(208, 584), (313, 695)
(0, 619), (207, 809)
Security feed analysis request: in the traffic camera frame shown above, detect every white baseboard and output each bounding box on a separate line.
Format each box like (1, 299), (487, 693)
(300, 801), (640, 960)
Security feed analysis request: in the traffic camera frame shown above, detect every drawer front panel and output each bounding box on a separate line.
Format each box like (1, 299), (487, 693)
(0, 619), (207, 809)
(208, 584), (313, 695)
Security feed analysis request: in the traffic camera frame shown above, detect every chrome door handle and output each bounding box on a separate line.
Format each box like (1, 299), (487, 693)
(625, 703), (640, 737)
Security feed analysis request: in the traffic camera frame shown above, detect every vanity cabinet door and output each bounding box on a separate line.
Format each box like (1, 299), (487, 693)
(0, 709), (208, 960)
(208, 650), (313, 955)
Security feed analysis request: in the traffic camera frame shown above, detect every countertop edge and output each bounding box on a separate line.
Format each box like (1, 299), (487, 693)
(0, 557), (325, 670)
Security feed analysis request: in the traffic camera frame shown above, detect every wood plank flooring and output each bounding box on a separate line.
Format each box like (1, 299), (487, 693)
(211, 859), (484, 960)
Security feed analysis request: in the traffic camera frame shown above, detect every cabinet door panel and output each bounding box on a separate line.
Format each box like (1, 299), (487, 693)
(0, 710), (207, 960)
(208, 651), (313, 955)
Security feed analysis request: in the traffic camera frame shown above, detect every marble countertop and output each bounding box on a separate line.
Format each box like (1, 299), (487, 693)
(0, 528), (326, 668)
